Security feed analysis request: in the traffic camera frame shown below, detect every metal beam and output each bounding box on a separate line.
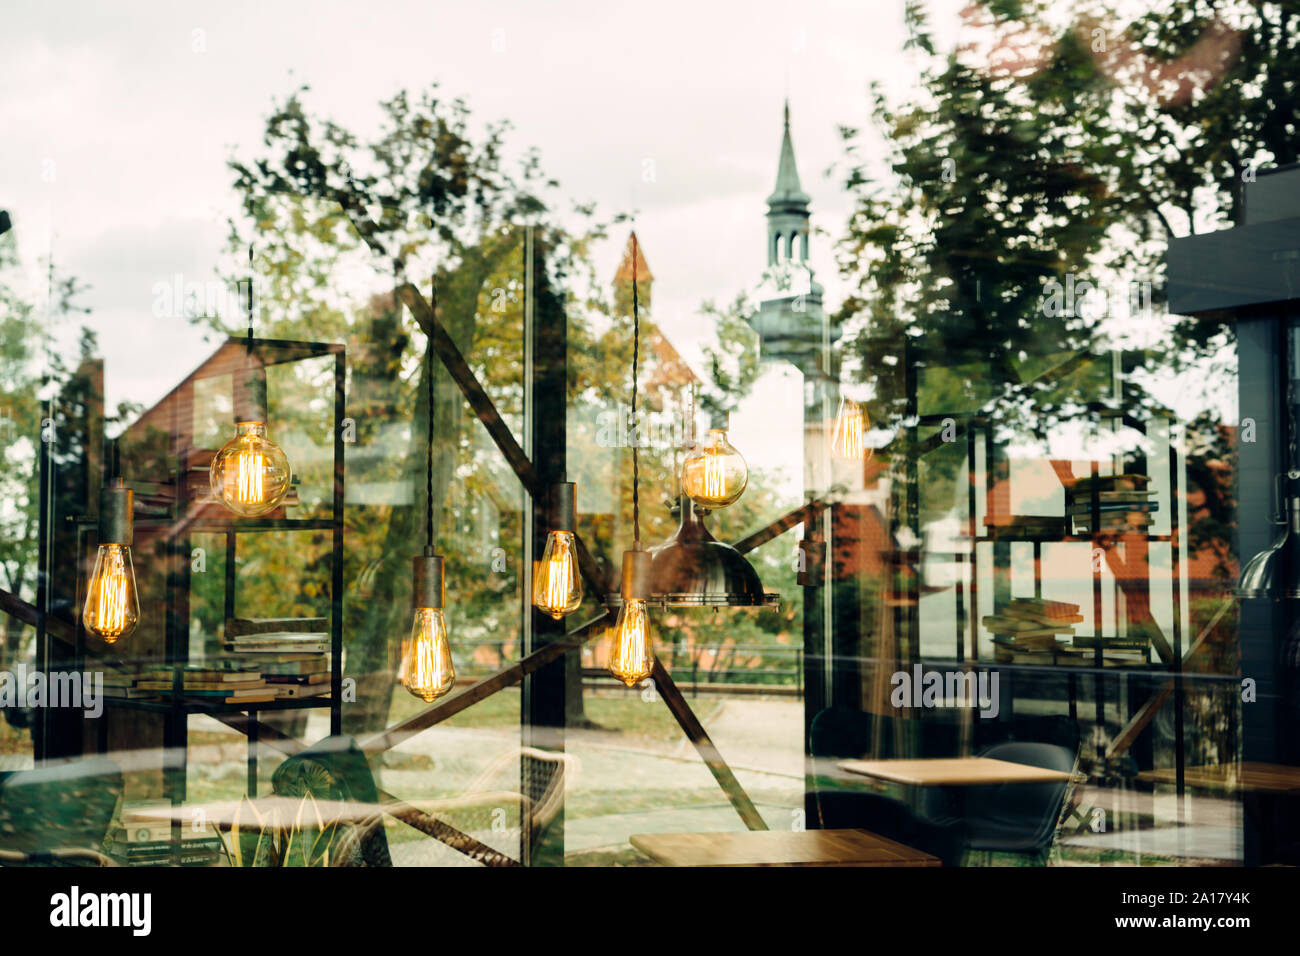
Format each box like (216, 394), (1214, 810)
(650, 659), (769, 831)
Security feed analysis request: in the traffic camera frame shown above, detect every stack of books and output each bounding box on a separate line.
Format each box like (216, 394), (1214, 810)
(986, 599), (1083, 664)
(135, 663), (278, 704)
(101, 667), (154, 700)
(225, 617), (332, 700)
(105, 802), (224, 867)
(1066, 474), (1157, 533)
(1061, 634), (1152, 667)
(225, 617), (329, 655)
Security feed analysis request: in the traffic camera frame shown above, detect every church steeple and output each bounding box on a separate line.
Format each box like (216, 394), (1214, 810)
(748, 99), (835, 377)
(766, 100), (811, 266)
(767, 100), (811, 209)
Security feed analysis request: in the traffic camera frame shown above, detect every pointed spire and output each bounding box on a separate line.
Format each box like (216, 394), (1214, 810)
(615, 230), (653, 282)
(767, 100), (810, 208)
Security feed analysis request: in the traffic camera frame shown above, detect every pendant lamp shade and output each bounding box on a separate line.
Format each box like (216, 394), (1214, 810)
(646, 494), (777, 607)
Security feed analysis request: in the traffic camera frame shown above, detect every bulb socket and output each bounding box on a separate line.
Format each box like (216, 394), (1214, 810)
(621, 548), (652, 602)
(234, 357), (268, 424)
(550, 481), (576, 533)
(413, 548), (445, 609)
(99, 482), (133, 547)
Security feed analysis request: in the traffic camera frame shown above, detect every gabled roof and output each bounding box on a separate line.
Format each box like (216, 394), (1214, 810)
(615, 231), (653, 283)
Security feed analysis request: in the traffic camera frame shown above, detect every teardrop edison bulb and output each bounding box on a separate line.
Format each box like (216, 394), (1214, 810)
(831, 397), (871, 460)
(532, 483), (583, 619)
(83, 483), (140, 644)
(534, 531), (582, 619)
(606, 550), (655, 687)
(402, 551), (455, 702)
(681, 428), (747, 509)
(210, 422), (291, 516)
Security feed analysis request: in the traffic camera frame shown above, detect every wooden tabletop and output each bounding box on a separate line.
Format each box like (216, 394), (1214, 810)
(629, 828), (940, 867)
(1136, 762), (1300, 793)
(837, 757), (1074, 787)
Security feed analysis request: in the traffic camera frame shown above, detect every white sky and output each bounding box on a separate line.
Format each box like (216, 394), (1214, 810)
(6, 0), (1224, 503)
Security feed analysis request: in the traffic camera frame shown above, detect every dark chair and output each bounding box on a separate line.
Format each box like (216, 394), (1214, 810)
(0, 756), (123, 865)
(962, 740), (1077, 864)
(809, 707), (968, 865)
(815, 790), (967, 867)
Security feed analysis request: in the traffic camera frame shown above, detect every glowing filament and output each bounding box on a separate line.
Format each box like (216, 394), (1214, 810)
(533, 530), (583, 619)
(83, 544), (139, 643)
(703, 449), (727, 499)
(402, 607), (455, 702)
(607, 599), (654, 687)
(236, 442), (265, 503)
(832, 399), (870, 460)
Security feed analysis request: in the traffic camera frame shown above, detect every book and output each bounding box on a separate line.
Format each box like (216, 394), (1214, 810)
(1068, 473), (1150, 493)
(226, 617), (329, 637)
(265, 672), (331, 684)
(253, 658), (330, 676)
(146, 684), (272, 698)
(982, 515), (1071, 537)
(1066, 501), (1159, 515)
(1002, 599), (1084, 626)
(224, 652), (329, 664)
(223, 642), (329, 655)
(1071, 635), (1149, 650)
(228, 631), (327, 643)
(273, 684), (332, 699)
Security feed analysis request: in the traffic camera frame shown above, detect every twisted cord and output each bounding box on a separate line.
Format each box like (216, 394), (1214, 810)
(246, 244), (254, 353)
(631, 231), (640, 547)
(426, 276), (437, 550)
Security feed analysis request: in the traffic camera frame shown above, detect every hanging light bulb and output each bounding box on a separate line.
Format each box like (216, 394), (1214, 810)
(533, 481), (583, 619)
(681, 426), (748, 509)
(607, 549), (656, 686)
(210, 359), (292, 516)
(211, 247), (292, 517)
(83, 481), (140, 644)
(831, 396), (871, 460)
(402, 549), (455, 702)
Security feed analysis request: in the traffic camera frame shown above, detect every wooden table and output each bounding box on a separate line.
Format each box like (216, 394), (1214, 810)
(837, 757), (1074, 787)
(629, 829), (940, 867)
(1136, 762), (1300, 793)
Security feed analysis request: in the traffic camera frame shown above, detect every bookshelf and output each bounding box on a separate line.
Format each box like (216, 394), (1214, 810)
(87, 337), (346, 833)
(912, 373), (1188, 778)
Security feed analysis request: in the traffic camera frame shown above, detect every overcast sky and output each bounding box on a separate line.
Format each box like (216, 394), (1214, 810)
(19, 1), (1235, 505)
(2, 0), (975, 495)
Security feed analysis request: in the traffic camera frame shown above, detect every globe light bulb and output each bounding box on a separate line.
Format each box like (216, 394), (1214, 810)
(606, 549), (655, 686)
(402, 551), (455, 702)
(83, 483), (139, 644)
(681, 428), (747, 509)
(210, 422), (291, 516)
(831, 397), (871, 460)
(532, 483), (583, 619)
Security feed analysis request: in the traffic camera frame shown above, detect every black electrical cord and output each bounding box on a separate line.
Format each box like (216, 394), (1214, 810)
(426, 275), (437, 551)
(246, 244), (254, 354)
(631, 231), (641, 548)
